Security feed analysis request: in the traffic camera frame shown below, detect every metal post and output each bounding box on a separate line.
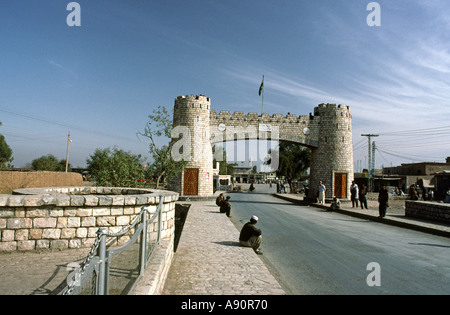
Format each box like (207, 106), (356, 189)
(157, 197), (163, 245)
(97, 228), (107, 295)
(65, 131), (71, 173)
(140, 208), (147, 275)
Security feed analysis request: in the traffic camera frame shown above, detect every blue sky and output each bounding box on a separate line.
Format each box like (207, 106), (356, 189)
(1, 0), (449, 169)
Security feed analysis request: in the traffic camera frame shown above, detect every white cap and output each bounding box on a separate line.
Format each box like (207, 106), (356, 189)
(251, 215), (259, 221)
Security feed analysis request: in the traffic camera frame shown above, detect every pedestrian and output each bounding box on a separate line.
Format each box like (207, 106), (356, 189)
(378, 185), (389, 218)
(328, 196), (341, 212)
(408, 185), (416, 200)
(359, 183), (368, 209)
(216, 193), (224, 207)
(420, 185), (427, 201)
(219, 196), (232, 217)
(239, 215), (262, 255)
(350, 181), (359, 208)
(318, 181), (326, 204)
(445, 190), (450, 204)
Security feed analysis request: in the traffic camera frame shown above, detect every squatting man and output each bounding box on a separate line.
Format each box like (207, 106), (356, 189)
(239, 216), (263, 255)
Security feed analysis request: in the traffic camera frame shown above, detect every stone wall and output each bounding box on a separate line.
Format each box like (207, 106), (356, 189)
(405, 200), (450, 224)
(0, 187), (178, 252)
(210, 110), (319, 148)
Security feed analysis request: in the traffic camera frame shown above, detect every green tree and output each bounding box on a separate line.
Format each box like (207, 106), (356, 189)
(0, 122), (13, 168)
(31, 154), (69, 171)
(138, 106), (187, 189)
(86, 147), (145, 187)
(266, 142), (311, 192)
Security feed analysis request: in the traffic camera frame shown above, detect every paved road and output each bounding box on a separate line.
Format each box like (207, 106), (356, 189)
(228, 185), (450, 295)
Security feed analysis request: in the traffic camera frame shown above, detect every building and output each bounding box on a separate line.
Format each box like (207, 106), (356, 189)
(434, 171), (450, 201)
(383, 157), (450, 177)
(377, 157), (450, 199)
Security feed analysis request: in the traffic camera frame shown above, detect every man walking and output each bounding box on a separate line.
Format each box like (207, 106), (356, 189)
(239, 216), (262, 255)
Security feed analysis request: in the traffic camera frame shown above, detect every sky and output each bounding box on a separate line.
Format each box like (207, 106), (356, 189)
(1, 0), (449, 170)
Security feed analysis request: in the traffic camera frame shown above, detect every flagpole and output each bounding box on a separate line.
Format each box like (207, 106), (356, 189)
(262, 84), (264, 114)
(259, 75), (264, 114)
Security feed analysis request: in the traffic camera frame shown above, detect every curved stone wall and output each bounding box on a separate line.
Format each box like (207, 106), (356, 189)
(0, 187), (179, 252)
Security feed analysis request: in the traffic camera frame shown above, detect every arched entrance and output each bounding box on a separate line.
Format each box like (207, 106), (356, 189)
(170, 95), (354, 201)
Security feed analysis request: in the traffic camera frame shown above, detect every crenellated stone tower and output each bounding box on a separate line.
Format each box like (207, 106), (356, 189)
(170, 94), (354, 201)
(170, 95), (214, 197)
(308, 103), (354, 201)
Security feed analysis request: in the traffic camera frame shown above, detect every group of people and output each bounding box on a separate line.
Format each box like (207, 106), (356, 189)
(322, 180), (389, 218)
(216, 193), (263, 255)
(408, 184), (434, 201)
(216, 193), (232, 217)
(350, 181), (368, 209)
(351, 181), (389, 217)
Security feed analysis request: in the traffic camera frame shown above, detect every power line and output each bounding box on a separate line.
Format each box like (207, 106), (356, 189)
(376, 146), (443, 162)
(0, 107), (140, 143)
(378, 125), (450, 137)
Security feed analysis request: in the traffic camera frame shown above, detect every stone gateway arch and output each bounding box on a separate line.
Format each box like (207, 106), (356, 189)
(170, 94), (354, 201)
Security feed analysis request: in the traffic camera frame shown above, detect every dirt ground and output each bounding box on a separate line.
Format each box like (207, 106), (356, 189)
(361, 192), (406, 214)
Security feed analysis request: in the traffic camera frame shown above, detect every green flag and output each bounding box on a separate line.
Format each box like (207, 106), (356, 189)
(258, 75), (264, 96)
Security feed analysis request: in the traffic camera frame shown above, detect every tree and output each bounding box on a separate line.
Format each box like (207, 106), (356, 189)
(31, 154), (69, 171)
(266, 142), (311, 192)
(138, 106), (187, 189)
(86, 147), (145, 187)
(0, 122), (13, 168)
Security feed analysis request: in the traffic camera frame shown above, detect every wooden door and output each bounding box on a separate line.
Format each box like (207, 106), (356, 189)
(334, 173), (347, 199)
(183, 168), (199, 195)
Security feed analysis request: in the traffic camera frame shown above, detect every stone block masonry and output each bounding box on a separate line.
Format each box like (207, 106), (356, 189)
(171, 94), (354, 200)
(405, 201), (450, 224)
(0, 187), (178, 252)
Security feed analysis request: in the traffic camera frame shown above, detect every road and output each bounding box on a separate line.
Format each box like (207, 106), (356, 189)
(228, 184), (450, 295)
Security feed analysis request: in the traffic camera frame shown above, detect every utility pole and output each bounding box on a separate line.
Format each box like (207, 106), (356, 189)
(361, 134), (378, 192)
(65, 131), (71, 173)
(372, 141), (376, 176)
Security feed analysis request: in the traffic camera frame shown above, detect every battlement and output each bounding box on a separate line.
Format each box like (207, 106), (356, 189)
(314, 103), (351, 117)
(210, 110), (311, 122)
(174, 94), (211, 110)
(176, 94), (211, 102)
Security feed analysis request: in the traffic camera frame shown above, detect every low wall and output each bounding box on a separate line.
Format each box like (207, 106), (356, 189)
(405, 200), (450, 224)
(0, 171), (84, 194)
(0, 186), (178, 252)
